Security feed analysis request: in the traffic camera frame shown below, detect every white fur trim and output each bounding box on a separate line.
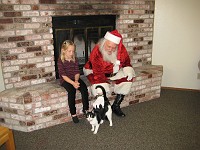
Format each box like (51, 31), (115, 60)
(91, 83), (110, 96)
(114, 82), (132, 95)
(113, 60), (120, 73)
(104, 32), (121, 44)
(123, 66), (136, 77)
(83, 67), (93, 76)
(109, 68), (126, 80)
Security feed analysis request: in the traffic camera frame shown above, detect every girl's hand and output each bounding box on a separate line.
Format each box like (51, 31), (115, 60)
(75, 80), (79, 84)
(73, 82), (80, 89)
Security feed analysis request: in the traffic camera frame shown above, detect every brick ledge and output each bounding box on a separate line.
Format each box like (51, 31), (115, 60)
(0, 65), (163, 132)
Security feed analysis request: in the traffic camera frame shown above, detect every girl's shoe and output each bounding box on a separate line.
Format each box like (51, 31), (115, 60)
(72, 116), (79, 123)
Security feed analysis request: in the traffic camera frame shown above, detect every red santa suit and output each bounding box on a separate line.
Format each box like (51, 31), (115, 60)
(83, 30), (135, 96)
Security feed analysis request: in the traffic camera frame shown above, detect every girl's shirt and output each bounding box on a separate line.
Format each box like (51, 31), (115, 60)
(57, 58), (80, 84)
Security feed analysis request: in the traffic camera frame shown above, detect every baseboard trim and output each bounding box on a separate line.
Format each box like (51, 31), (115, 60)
(161, 86), (200, 92)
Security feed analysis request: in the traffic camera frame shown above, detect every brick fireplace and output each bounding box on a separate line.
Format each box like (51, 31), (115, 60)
(52, 15), (116, 77)
(0, 0), (163, 132)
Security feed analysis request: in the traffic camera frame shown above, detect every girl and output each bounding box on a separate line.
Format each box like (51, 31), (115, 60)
(57, 40), (89, 123)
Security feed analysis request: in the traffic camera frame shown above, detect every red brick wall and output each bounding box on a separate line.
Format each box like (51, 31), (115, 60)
(0, 0), (155, 89)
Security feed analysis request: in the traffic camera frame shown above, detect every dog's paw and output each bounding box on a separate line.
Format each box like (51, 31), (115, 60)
(93, 131), (97, 134)
(100, 120), (104, 124)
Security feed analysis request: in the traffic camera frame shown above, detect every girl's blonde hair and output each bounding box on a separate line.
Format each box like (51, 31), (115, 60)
(60, 40), (76, 62)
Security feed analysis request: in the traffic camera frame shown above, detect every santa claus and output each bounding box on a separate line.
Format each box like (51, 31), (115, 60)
(83, 30), (135, 117)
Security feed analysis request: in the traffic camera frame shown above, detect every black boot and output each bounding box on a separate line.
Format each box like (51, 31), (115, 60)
(112, 94), (125, 117)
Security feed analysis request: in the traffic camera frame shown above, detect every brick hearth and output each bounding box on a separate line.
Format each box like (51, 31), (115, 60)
(0, 65), (162, 132)
(0, 0), (163, 132)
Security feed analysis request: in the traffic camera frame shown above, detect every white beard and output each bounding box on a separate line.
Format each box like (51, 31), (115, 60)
(99, 40), (117, 63)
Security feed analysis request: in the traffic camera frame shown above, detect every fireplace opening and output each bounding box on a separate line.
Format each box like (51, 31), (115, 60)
(52, 15), (116, 78)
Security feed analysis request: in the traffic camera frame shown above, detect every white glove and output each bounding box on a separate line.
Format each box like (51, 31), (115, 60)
(127, 73), (133, 81)
(109, 69), (125, 80)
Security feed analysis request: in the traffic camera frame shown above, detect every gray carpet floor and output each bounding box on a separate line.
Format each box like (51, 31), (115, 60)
(1, 88), (200, 150)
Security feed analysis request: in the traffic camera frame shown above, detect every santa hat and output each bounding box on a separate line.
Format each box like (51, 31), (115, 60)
(104, 30), (123, 60)
(104, 30), (122, 44)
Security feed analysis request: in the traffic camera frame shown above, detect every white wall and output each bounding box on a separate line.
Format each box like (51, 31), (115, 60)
(153, 0), (200, 90)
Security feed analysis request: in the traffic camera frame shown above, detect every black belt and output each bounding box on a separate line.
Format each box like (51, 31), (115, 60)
(105, 73), (117, 77)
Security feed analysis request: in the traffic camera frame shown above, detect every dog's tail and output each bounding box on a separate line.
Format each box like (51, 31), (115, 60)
(95, 85), (108, 102)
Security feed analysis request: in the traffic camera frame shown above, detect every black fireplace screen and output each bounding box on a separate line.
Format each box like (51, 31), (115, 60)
(52, 15), (116, 78)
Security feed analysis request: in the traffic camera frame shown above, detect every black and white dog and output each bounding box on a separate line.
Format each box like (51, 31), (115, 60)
(86, 85), (112, 134)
